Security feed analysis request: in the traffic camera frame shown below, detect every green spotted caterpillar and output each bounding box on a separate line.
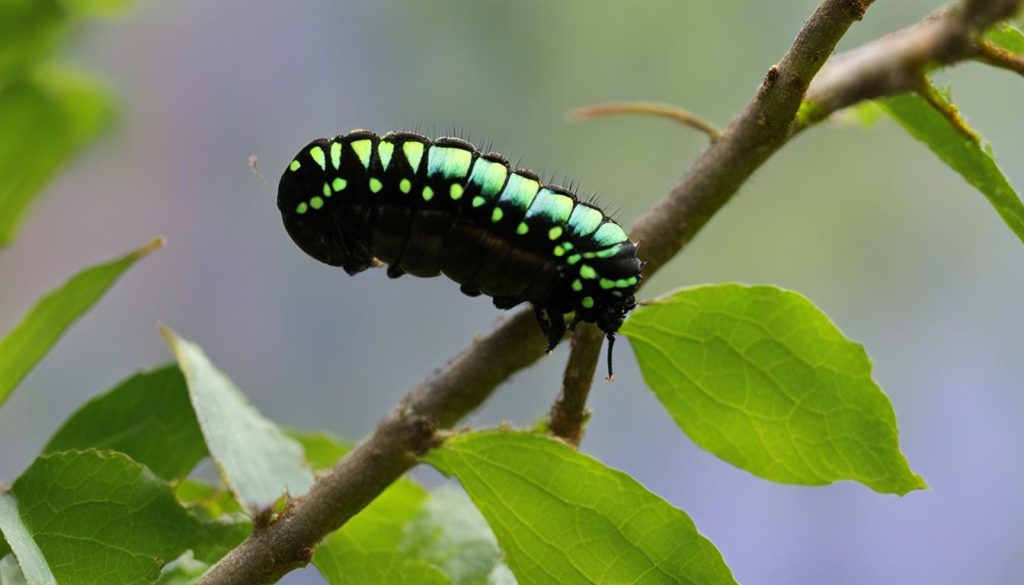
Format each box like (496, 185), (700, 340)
(277, 130), (641, 378)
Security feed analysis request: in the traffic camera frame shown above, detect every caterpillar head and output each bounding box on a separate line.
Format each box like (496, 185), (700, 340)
(278, 138), (371, 274)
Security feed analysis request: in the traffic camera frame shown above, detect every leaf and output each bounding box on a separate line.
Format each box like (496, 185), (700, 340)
(878, 90), (1024, 246)
(175, 480), (245, 519)
(426, 431), (736, 585)
(1, 555), (29, 585)
(313, 472), (449, 585)
(984, 23), (1024, 53)
(0, 67), (114, 245)
(0, 237), (163, 408)
(0, 492), (56, 585)
(621, 284), (926, 495)
(9, 450), (246, 584)
(62, 0), (136, 19)
(155, 552), (208, 585)
(0, 1), (65, 81)
(401, 486), (515, 585)
(289, 430), (354, 470)
(161, 326), (315, 512)
(43, 365), (206, 481)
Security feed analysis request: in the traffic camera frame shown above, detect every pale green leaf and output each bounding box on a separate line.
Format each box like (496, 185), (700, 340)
(9, 450), (246, 583)
(401, 486), (515, 585)
(289, 430), (354, 470)
(984, 23), (1024, 53)
(175, 480), (245, 519)
(43, 365), (206, 481)
(0, 237), (163, 408)
(427, 430), (736, 585)
(313, 472), (449, 585)
(1, 555), (29, 585)
(879, 91), (1024, 245)
(0, 493), (56, 585)
(161, 326), (315, 512)
(621, 284), (926, 495)
(297, 431), (449, 584)
(0, 67), (114, 245)
(155, 552), (209, 585)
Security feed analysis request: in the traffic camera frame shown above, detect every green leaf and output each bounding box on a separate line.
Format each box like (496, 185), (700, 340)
(313, 472), (449, 585)
(0, 0), (65, 80)
(289, 430), (354, 470)
(401, 486), (515, 585)
(9, 450), (246, 583)
(155, 552), (208, 585)
(62, 0), (135, 19)
(621, 284), (926, 495)
(878, 90), (1024, 246)
(175, 480), (245, 519)
(43, 365), (206, 481)
(427, 431), (736, 585)
(161, 326), (315, 512)
(0, 67), (115, 245)
(300, 431), (454, 585)
(0, 237), (163, 408)
(984, 23), (1024, 53)
(0, 492), (56, 585)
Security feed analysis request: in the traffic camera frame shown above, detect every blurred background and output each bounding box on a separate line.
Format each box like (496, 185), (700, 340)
(1, 1), (1021, 583)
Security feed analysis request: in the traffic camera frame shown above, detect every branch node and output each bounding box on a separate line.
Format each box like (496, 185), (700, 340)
(410, 415), (441, 455)
(296, 546), (314, 564)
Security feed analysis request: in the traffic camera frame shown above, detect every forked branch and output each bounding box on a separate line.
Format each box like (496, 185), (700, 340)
(199, 0), (1022, 582)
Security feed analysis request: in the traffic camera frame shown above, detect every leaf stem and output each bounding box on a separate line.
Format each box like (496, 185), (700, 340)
(975, 39), (1024, 75)
(914, 79), (982, 142)
(567, 101), (721, 142)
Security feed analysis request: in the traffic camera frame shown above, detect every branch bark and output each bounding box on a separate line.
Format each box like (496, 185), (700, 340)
(799, 0), (1022, 129)
(548, 0), (1023, 446)
(549, 0), (875, 446)
(200, 0), (1022, 582)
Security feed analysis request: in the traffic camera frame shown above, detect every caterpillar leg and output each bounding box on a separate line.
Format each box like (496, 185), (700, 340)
(460, 284), (482, 297)
(544, 310), (566, 353)
(492, 296), (522, 310)
(533, 304), (551, 338)
(386, 265), (405, 279)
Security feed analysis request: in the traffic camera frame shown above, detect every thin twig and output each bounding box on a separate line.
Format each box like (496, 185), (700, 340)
(200, 0), (1023, 582)
(567, 101), (722, 142)
(975, 39), (1024, 74)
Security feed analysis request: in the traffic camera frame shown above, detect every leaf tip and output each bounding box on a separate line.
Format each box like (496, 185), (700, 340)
(158, 323), (180, 350)
(139, 235), (166, 256)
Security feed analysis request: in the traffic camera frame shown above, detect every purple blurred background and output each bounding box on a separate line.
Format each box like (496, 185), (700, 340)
(1, 1), (1022, 583)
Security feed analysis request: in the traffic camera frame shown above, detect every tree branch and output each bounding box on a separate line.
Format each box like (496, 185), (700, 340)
(200, 0), (1022, 582)
(798, 0), (1022, 129)
(198, 312), (548, 584)
(549, 0), (875, 446)
(547, 0), (1022, 447)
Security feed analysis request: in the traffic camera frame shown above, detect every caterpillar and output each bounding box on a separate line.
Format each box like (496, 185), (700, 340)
(277, 130), (641, 379)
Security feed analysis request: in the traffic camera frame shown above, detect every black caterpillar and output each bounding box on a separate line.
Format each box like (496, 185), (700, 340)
(277, 130), (641, 378)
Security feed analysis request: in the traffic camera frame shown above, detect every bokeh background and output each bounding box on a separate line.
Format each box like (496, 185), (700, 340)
(1, 1), (1022, 583)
